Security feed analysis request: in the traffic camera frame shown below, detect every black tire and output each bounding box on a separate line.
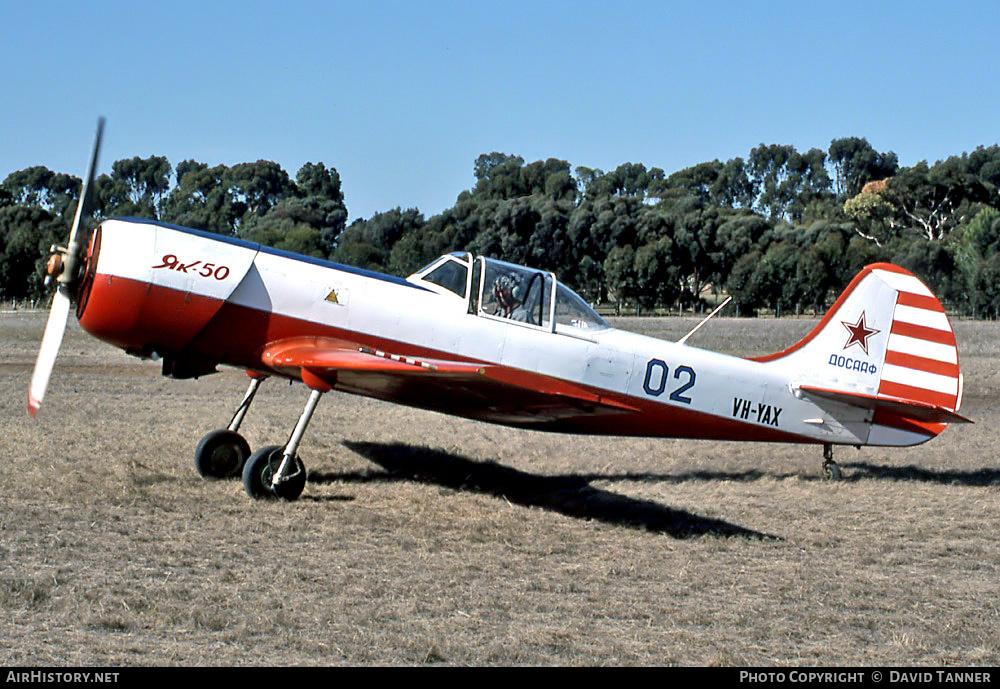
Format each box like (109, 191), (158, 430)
(823, 461), (843, 481)
(194, 430), (251, 479)
(242, 445), (307, 501)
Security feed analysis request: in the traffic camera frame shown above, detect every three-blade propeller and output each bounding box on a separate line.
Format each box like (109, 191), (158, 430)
(28, 118), (105, 417)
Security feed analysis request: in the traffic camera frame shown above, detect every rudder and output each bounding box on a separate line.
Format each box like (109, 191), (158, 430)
(753, 263), (965, 445)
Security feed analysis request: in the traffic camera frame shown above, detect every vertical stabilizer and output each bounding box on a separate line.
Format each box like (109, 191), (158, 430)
(753, 263), (964, 445)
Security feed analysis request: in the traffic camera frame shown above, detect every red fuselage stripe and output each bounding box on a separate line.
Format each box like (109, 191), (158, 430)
(872, 409), (945, 437)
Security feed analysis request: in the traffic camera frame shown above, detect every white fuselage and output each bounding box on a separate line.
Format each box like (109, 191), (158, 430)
(81, 218), (941, 447)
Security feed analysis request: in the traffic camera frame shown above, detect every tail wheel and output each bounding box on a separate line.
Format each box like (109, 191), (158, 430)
(822, 444), (842, 480)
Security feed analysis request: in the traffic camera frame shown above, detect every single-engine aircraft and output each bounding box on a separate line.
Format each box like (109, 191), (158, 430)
(29, 121), (971, 501)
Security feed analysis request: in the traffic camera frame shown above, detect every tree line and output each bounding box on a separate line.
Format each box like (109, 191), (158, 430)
(2, 137), (999, 317)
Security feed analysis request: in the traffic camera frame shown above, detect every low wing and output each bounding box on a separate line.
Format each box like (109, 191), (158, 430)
(263, 339), (485, 375)
(797, 384), (973, 425)
(260, 337), (638, 426)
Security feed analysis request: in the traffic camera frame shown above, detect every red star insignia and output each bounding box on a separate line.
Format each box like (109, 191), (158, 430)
(841, 312), (879, 355)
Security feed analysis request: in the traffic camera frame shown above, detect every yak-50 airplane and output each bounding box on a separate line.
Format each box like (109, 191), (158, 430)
(29, 121), (971, 501)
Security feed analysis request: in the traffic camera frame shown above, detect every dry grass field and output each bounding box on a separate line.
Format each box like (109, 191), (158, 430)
(1, 310), (998, 666)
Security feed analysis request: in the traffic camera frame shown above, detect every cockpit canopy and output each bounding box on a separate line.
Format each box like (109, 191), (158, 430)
(409, 253), (609, 332)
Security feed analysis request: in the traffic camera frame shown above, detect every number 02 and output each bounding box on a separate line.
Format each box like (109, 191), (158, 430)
(643, 359), (696, 405)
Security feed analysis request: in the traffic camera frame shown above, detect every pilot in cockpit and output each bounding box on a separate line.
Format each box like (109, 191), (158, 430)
(492, 274), (533, 323)
(492, 274), (518, 317)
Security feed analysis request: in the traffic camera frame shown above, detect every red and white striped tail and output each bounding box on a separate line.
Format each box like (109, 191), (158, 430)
(755, 262), (966, 446)
(873, 265), (962, 413)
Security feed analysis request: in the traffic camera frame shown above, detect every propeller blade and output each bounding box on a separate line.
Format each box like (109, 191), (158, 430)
(28, 287), (72, 417)
(28, 117), (105, 417)
(61, 117), (104, 284)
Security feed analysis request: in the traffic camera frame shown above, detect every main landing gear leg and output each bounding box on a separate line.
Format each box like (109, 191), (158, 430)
(194, 373), (267, 479)
(822, 443), (842, 481)
(228, 374), (266, 435)
(242, 388), (322, 501)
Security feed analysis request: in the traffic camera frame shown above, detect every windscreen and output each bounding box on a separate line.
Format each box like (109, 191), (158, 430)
(422, 259), (467, 297)
(555, 282), (608, 330)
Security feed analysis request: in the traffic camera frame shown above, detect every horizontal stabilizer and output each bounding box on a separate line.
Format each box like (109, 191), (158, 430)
(797, 384), (973, 425)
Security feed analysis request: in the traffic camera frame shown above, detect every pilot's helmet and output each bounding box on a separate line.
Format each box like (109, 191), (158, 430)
(494, 274), (516, 299)
(511, 282), (525, 303)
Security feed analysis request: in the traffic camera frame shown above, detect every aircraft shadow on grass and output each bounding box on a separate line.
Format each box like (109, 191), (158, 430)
(307, 441), (778, 541)
(580, 464), (1000, 487)
(841, 462), (1000, 486)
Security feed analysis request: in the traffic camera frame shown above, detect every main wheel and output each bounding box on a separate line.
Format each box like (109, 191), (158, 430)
(242, 445), (307, 501)
(195, 430), (251, 479)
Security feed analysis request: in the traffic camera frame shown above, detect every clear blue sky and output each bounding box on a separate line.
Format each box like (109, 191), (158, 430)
(2, 0), (998, 222)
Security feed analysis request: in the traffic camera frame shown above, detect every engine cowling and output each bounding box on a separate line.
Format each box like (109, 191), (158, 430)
(77, 218), (260, 365)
